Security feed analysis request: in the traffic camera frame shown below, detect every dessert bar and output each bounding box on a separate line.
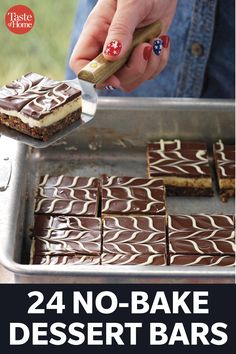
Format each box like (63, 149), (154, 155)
(168, 214), (235, 256)
(0, 73), (82, 140)
(101, 176), (166, 215)
(31, 216), (102, 262)
(35, 176), (99, 216)
(103, 216), (167, 254)
(147, 139), (213, 196)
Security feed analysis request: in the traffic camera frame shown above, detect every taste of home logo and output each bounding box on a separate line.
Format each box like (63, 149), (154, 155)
(5, 4), (35, 34)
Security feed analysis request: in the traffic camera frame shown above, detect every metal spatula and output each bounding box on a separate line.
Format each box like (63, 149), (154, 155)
(0, 20), (162, 149)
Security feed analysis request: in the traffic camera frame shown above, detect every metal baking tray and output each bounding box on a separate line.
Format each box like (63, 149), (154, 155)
(0, 98), (235, 284)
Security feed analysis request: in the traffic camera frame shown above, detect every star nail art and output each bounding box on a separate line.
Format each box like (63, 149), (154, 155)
(153, 38), (163, 56)
(104, 40), (122, 56)
(105, 85), (117, 91)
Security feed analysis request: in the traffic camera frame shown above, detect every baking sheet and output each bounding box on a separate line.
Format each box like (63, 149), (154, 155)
(0, 98), (235, 283)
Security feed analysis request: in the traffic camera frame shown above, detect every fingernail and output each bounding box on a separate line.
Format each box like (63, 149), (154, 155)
(153, 38), (163, 56)
(160, 35), (170, 49)
(143, 45), (152, 61)
(104, 40), (122, 56)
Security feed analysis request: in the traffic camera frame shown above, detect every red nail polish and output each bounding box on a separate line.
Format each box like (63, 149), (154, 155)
(143, 45), (152, 61)
(104, 40), (122, 56)
(160, 35), (170, 49)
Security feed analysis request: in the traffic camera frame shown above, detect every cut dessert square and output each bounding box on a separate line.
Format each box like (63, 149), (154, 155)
(30, 216), (102, 262)
(168, 214), (235, 256)
(213, 140), (235, 202)
(102, 216), (167, 254)
(34, 175), (99, 216)
(101, 176), (166, 216)
(147, 139), (213, 196)
(0, 73), (82, 141)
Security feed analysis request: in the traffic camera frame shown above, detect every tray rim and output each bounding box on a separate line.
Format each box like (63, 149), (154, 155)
(97, 97), (235, 112)
(0, 252), (235, 280)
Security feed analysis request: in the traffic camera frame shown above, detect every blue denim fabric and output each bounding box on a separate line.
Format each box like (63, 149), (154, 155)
(65, 0), (235, 98)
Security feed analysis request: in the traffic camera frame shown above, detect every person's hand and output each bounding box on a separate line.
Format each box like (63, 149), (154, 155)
(70, 0), (177, 92)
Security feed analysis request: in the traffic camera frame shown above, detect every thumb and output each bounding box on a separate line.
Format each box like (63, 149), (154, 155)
(103, 4), (142, 61)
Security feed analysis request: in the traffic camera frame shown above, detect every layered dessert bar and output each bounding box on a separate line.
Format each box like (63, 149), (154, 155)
(0, 73), (82, 140)
(30, 216), (102, 263)
(168, 214), (235, 256)
(213, 140), (235, 202)
(169, 254), (235, 267)
(34, 175), (99, 216)
(147, 139), (213, 196)
(103, 216), (167, 254)
(101, 176), (166, 216)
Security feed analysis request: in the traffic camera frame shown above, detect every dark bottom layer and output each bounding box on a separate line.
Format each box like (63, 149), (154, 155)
(166, 186), (214, 197)
(219, 189), (235, 203)
(0, 108), (82, 141)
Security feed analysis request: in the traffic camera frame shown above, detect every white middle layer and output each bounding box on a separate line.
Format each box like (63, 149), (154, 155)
(0, 96), (82, 128)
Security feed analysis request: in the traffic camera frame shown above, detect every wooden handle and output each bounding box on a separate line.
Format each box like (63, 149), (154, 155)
(78, 20), (162, 84)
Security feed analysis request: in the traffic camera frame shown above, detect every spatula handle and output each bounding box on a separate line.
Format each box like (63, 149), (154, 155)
(77, 20), (162, 84)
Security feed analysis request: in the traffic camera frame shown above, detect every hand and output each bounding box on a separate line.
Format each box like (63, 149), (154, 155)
(70, 0), (177, 92)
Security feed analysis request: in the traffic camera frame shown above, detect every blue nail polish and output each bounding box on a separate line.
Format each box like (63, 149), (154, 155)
(105, 85), (116, 91)
(153, 39), (163, 56)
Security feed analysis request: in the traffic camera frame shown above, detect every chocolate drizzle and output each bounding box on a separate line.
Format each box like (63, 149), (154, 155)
(148, 147), (212, 177)
(169, 254), (235, 267)
(32, 216), (102, 258)
(101, 176), (166, 215)
(35, 176), (99, 216)
(103, 216), (167, 254)
(168, 215), (235, 255)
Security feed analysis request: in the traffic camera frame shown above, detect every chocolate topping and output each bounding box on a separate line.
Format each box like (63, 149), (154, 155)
(148, 149), (211, 178)
(101, 253), (167, 265)
(103, 216), (166, 254)
(169, 254), (235, 267)
(168, 215), (235, 255)
(0, 73), (81, 120)
(33, 234), (101, 256)
(34, 199), (98, 216)
(37, 187), (98, 201)
(33, 254), (101, 265)
(101, 176), (166, 215)
(33, 215), (101, 232)
(169, 214), (234, 230)
(39, 175), (99, 189)
(32, 216), (102, 256)
(35, 175), (99, 216)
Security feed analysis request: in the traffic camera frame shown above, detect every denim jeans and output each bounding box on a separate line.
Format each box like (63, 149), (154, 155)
(66, 0), (235, 98)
